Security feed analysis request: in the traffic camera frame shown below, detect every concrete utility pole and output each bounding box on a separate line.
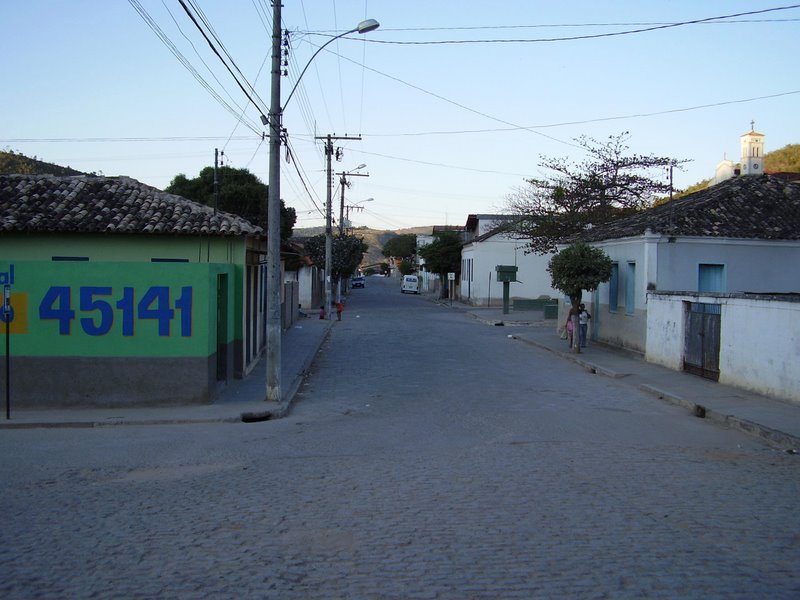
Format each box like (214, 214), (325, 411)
(316, 134), (361, 319)
(337, 167), (368, 235)
(266, 15), (378, 398)
(265, 0), (282, 402)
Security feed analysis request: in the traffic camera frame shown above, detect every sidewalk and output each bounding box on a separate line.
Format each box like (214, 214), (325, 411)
(0, 317), (333, 429)
(456, 303), (800, 451)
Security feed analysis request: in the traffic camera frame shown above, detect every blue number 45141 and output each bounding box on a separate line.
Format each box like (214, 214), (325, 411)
(39, 285), (192, 337)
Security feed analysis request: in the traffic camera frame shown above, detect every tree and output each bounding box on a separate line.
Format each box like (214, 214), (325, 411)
(418, 231), (462, 296)
(547, 242), (612, 353)
(506, 132), (687, 254)
(166, 166), (296, 240)
(398, 259), (416, 276)
(303, 233), (368, 287)
(382, 234), (417, 260)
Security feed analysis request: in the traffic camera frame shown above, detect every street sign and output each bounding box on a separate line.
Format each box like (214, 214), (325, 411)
(447, 272), (455, 281)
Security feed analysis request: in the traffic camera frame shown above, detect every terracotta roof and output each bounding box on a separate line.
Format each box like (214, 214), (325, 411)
(575, 174), (800, 243)
(0, 174), (262, 236)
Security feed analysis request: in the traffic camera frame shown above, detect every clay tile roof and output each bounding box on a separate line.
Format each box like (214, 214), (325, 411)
(0, 174), (262, 237)
(575, 174), (800, 243)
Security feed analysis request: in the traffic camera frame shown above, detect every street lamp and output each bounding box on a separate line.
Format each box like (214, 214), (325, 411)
(265, 9), (379, 402)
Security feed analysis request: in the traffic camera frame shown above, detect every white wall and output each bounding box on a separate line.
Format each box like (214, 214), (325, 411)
(647, 293), (800, 404)
(460, 235), (556, 306)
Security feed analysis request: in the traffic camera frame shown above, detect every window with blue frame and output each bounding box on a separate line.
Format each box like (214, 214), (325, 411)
(609, 263), (619, 312)
(698, 263), (725, 292)
(626, 262), (636, 315)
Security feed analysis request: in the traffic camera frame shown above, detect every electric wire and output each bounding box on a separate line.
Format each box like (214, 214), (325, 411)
(126, 0), (261, 135)
(178, 0), (270, 118)
(307, 5), (800, 45)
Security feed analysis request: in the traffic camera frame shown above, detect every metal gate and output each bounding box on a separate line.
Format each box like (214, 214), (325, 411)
(683, 302), (721, 381)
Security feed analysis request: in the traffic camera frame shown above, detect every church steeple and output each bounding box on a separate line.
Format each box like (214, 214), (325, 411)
(740, 121), (765, 176)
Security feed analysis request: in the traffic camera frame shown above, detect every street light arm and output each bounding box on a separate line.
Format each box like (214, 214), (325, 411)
(283, 20), (379, 111)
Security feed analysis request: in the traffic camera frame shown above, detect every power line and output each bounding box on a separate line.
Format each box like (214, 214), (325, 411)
(178, 0), (270, 118)
(307, 5), (800, 45)
(358, 90), (800, 137)
(127, 0), (262, 135)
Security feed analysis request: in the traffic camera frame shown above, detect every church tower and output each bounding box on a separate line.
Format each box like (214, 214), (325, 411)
(740, 121), (765, 176)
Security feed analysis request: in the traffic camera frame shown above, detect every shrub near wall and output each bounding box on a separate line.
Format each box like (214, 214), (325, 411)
(0, 260), (233, 407)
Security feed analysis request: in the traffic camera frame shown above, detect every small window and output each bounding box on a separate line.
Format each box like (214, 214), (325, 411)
(151, 258), (189, 263)
(698, 264), (725, 293)
(609, 263), (619, 312)
(52, 256), (89, 261)
(625, 262), (636, 315)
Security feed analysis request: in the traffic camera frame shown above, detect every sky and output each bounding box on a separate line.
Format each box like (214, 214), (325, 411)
(2, 1), (799, 232)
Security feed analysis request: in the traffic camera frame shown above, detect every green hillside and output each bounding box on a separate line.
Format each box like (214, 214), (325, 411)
(0, 150), (86, 176)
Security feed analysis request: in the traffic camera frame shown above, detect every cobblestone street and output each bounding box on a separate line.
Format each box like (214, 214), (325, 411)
(1, 277), (798, 598)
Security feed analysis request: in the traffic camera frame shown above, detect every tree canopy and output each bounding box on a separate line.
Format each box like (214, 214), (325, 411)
(166, 166), (296, 240)
(505, 132), (687, 254)
(382, 234), (417, 260)
(548, 242), (612, 309)
(303, 233), (368, 283)
(418, 231), (462, 277)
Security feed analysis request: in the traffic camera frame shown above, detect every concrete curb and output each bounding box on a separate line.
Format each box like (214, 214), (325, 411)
(639, 384), (800, 450)
(240, 320), (333, 423)
(514, 332), (799, 451)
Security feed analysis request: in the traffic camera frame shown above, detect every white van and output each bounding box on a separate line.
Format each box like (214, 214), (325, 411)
(401, 275), (420, 294)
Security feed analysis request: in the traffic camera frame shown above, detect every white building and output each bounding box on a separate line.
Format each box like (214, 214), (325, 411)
(459, 214), (557, 307)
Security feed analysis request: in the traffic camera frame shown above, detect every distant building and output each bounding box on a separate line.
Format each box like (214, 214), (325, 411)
(711, 122), (764, 185)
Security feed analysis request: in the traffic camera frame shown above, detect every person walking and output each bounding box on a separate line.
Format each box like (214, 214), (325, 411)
(564, 306), (578, 348)
(336, 301), (344, 321)
(579, 303), (591, 348)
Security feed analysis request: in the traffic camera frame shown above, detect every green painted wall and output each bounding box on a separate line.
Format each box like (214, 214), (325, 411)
(1, 232), (245, 264)
(0, 261), (235, 358)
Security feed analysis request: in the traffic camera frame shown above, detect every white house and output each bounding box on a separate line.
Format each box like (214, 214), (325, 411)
(459, 214), (557, 307)
(573, 173), (800, 359)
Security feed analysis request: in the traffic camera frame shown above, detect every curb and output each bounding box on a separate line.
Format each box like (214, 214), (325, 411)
(240, 320), (333, 423)
(513, 333), (799, 451)
(639, 384), (800, 450)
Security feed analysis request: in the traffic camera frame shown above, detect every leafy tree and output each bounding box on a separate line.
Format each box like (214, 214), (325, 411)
(506, 132), (687, 254)
(382, 233), (417, 260)
(166, 166), (296, 239)
(418, 231), (462, 294)
(398, 259), (416, 276)
(547, 242), (612, 353)
(303, 233), (368, 285)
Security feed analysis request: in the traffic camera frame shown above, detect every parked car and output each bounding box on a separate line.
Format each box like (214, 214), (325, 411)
(401, 275), (420, 294)
(351, 276), (366, 288)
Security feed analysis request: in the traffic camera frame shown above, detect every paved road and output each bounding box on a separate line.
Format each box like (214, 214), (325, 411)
(1, 276), (798, 598)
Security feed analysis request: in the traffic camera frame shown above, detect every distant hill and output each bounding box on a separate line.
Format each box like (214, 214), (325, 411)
(0, 150), (86, 176)
(293, 225), (437, 268)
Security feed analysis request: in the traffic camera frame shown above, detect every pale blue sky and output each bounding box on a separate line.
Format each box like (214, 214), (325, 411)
(2, 1), (798, 230)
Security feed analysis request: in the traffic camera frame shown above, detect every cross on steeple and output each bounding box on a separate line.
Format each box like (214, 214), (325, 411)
(751, 119), (755, 132)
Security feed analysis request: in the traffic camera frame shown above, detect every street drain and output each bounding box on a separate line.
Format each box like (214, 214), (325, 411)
(241, 411), (273, 423)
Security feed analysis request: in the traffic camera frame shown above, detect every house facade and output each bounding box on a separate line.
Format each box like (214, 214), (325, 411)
(460, 214), (557, 307)
(572, 174), (800, 354)
(0, 174), (268, 407)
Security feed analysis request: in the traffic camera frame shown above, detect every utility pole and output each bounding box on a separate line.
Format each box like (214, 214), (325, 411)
(265, 0), (282, 402)
(337, 169), (368, 235)
(213, 148), (219, 214)
(316, 134), (361, 319)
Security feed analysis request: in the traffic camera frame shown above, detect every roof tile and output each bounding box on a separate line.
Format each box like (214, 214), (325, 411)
(0, 174), (262, 237)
